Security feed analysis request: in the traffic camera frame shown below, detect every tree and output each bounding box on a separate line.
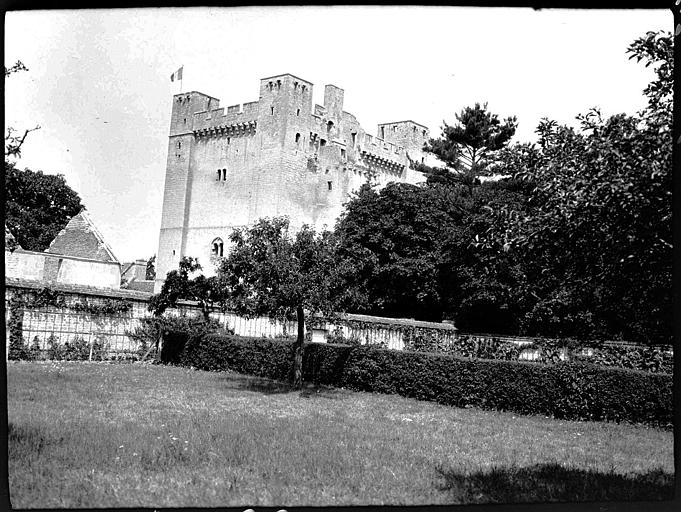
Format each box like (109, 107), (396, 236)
(149, 257), (223, 322)
(5, 162), (84, 251)
(5, 60), (40, 158)
(334, 182), (456, 321)
(484, 31), (672, 343)
(334, 179), (531, 331)
(5, 61), (80, 252)
(426, 103), (517, 187)
(216, 217), (343, 388)
(146, 255), (156, 280)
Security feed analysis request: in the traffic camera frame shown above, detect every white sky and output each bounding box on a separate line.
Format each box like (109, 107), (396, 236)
(4, 6), (671, 263)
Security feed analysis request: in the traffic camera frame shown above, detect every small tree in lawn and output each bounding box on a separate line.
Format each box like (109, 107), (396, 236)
(216, 217), (342, 389)
(146, 257), (224, 360)
(148, 256), (223, 322)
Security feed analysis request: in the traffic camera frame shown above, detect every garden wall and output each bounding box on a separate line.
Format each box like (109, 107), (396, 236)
(4, 278), (455, 358)
(5, 277), (672, 372)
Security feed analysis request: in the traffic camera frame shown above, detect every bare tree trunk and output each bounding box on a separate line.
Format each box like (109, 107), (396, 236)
(154, 330), (164, 362)
(292, 306), (305, 389)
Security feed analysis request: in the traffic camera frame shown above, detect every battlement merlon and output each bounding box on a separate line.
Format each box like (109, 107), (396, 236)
(378, 120), (430, 131)
(261, 72), (314, 85)
(173, 91), (220, 102)
(192, 100), (260, 132)
(361, 133), (406, 164)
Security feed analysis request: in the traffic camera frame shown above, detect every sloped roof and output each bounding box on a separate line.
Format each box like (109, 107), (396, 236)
(45, 210), (119, 263)
(120, 262), (136, 279)
(125, 280), (155, 293)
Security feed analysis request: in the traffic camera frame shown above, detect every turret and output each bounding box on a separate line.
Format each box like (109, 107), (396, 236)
(323, 84), (344, 140)
(257, 73), (313, 148)
(377, 120), (430, 165)
(169, 91), (219, 136)
(155, 91), (220, 293)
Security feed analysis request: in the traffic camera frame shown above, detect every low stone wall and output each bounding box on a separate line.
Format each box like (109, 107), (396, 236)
(6, 279), (151, 357)
(310, 313), (457, 351)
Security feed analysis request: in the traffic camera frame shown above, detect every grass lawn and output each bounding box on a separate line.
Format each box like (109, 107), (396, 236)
(7, 361), (674, 508)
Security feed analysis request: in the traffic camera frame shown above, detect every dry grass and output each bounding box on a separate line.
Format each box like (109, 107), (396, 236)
(7, 361), (674, 508)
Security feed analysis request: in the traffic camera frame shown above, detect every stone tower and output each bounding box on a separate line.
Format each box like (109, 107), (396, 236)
(155, 73), (430, 292)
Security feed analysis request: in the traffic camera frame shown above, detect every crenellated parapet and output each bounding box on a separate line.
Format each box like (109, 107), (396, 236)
(359, 148), (406, 175)
(193, 121), (257, 139)
(360, 133), (406, 161)
(193, 101), (260, 133)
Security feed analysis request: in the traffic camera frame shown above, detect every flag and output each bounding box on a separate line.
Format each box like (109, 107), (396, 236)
(170, 66), (183, 82)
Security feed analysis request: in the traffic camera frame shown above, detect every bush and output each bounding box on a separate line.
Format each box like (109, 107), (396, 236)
(28, 336), (43, 361)
(8, 336), (34, 361)
(174, 334), (294, 378)
(42, 334), (108, 361)
(169, 335), (672, 428)
(126, 315), (231, 361)
(46, 334), (66, 360)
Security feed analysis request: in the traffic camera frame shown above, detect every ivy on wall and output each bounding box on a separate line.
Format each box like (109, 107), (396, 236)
(9, 287), (132, 315)
(7, 286), (133, 360)
(312, 317), (673, 375)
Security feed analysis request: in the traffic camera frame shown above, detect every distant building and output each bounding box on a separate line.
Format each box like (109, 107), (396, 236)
(120, 259), (155, 293)
(5, 211), (122, 289)
(45, 210), (118, 263)
(155, 72), (431, 292)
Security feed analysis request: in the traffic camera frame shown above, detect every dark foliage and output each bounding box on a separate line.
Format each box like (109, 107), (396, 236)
(149, 257), (224, 321)
(334, 178), (530, 330)
(128, 315), (228, 360)
(483, 31), (672, 344)
(334, 31), (672, 344)
(426, 102), (517, 177)
(5, 162), (84, 251)
(146, 255), (156, 280)
(45, 336), (108, 361)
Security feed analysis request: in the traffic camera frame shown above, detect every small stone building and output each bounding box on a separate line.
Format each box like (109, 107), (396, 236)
(120, 259), (155, 293)
(5, 211), (122, 289)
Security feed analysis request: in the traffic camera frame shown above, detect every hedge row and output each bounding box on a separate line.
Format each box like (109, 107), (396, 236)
(167, 334), (673, 428)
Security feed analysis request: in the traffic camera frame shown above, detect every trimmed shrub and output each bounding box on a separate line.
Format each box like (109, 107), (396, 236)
(169, 334), (673, 428)
(175, 334), (294, 379)
(127, 316), (231, 361)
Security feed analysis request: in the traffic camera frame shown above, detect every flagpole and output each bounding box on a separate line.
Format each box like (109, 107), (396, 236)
(179, 64), (183, 94)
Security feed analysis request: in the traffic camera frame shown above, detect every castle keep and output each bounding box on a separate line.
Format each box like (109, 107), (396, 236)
(155, 73), (430, 292)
